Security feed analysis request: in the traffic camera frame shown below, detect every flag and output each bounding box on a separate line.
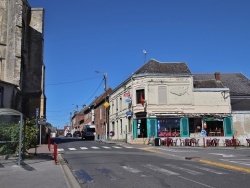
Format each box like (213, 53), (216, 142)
(140, 94), (145, 107)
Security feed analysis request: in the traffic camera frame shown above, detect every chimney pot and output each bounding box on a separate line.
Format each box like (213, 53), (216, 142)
(214, 72), (220, 81)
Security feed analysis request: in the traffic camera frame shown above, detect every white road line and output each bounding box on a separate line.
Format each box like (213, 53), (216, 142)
(220, 159), (250, 166)
(164, 164), (203, 175)
(143, 164), (179, 175)
(91, 146), (100, 149)
(122, 166), (142, 173)
(102, 146), (111, 149)
(57, 148), (64, 152)
(123, 146), (134, 149)
(68, 148), (77, 151)
(158, 148), (198, 153)
(80, 147), (88, 150)
(112, 146), (122, 149)
(178, 176), (214, 188)
(184, 164), (227, 174)
(209, 153), (235, 157)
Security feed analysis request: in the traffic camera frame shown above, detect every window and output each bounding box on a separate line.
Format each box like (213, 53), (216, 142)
(119, 97), (122, 111)
(116, 98), (118, 111)
(112, 121), (115, 131)
(136, 89), (145, 104)
(157, 118), (180, 137)
(0, 87), (3, 108)
(120, 119), (122, 134)
(100, 108), (102, 119)
(158, 86), (167, 104)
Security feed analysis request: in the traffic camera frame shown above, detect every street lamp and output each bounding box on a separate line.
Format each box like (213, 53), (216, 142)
(95, 71), (108, 140)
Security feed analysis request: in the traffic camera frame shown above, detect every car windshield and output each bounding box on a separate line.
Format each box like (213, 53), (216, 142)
(87, 128), (95, 132)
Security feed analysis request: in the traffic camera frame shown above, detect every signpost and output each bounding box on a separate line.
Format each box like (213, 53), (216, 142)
(201, 130), (207, 148)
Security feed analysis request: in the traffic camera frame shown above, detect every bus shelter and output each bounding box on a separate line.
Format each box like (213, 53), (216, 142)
(0, 108), (23, 166)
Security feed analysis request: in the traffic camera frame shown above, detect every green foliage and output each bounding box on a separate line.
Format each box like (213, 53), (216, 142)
(0, 118), (38, 155)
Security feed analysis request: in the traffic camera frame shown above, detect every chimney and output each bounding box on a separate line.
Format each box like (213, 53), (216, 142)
(214, 72), (220, 81)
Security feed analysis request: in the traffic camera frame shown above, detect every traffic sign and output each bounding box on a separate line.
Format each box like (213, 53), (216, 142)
(109, 131), (115, 137)
(38, 118), (46, 125)
(201, 130), (207, 137)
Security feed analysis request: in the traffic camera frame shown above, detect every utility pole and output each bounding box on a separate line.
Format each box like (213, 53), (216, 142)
(104, 73), (107, 140)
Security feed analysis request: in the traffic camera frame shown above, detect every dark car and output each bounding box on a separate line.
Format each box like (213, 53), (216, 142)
(65, 132), (72, 137)
(73, 131), (81, 137)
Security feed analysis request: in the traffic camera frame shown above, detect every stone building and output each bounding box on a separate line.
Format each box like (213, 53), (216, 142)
(109, 59), (233, 145)
(0, 0), (46, 119)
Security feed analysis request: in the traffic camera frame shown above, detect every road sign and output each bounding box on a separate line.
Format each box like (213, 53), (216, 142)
(123, 92), (130, 97)
(109, 131), (115, 137)
(36, 108), (39, 117)
(38, 118), (46, 125)
(201, 130), (207, 137)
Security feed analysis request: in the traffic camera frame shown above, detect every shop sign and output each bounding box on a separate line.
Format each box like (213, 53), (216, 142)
(125, 98), (131, 103)
(123, 92), (130, 97)
(126, 111), (133, 117)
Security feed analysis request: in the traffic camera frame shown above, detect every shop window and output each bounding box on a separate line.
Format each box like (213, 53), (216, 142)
(157, 118), (180, 137)
(205, 119), (224, 136)
(136, 89), (145, 105)
(189, 118), (202, 133)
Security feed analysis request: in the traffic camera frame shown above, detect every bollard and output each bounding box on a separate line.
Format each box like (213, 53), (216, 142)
(54, 142), (58, 164)
(48, 137), (51, 151)
(233, 136), (236, 149)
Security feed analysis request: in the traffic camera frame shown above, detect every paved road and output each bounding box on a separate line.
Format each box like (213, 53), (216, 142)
(54, 137), (250, 188)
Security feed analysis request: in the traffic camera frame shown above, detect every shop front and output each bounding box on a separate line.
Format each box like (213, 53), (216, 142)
(133, 115), (233, 139)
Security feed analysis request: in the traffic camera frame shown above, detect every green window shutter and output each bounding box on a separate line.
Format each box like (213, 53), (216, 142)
(180, 117), (189, 137)
(147, 118), (157, 138)
(224, 116), (233, 136)
(133, 120), (137, 138)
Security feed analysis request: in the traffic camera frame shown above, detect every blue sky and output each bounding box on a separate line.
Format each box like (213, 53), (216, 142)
(28, 0), (250, 128)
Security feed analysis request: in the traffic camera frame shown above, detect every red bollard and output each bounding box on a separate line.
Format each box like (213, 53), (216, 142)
(233, 136), (236, 149)
(54, 142), (58, 164)
(166, 136), (170, 147)
(48, 137), (51, 151)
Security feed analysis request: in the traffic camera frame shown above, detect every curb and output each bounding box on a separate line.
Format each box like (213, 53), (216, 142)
(199, 159), (250, 173)
(58, 154), (81, 188)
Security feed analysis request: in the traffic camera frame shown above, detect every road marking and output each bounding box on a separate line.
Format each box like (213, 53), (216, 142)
(178, 176), (214, 188)
(123, 146), (134, 149)
(57, 148), (64, 152)
(122, 166), (142, 173)
(164, 164), (203, 175)
(158, 148), (198, 153)
(80, 147), (88, 150)
(91, 146), (100, 149)
(112, 146), (122, 149)
(199, 159), (250, 173)
(68, 148), (76, 150)
(102, 146), (111, 149)
(209, 153), (235, 157)
(184, 164), (227, 174)
(220, 159), (250, 166)
(139, 148), (164, 154)
(143, 164), (179, 175)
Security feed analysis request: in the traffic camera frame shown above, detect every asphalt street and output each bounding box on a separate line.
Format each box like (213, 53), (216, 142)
(54, 137), (250, 188)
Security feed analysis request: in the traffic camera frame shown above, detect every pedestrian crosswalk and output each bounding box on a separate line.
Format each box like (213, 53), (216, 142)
(57, 145), (134, 152)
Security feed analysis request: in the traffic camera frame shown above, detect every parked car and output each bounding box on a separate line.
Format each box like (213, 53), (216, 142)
(73, 131), (81, 137)
(65, 132), (72, 137)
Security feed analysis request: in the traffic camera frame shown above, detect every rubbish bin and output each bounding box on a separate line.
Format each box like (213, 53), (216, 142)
(155, 138), (161, 146)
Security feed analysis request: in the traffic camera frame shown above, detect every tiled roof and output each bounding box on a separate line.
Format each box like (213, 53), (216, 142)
(134, 59), (191, 75)
(193, 73), (250, 95)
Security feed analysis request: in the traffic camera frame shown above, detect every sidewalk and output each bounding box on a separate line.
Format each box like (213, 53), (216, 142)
(0, 144), (76, 188)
